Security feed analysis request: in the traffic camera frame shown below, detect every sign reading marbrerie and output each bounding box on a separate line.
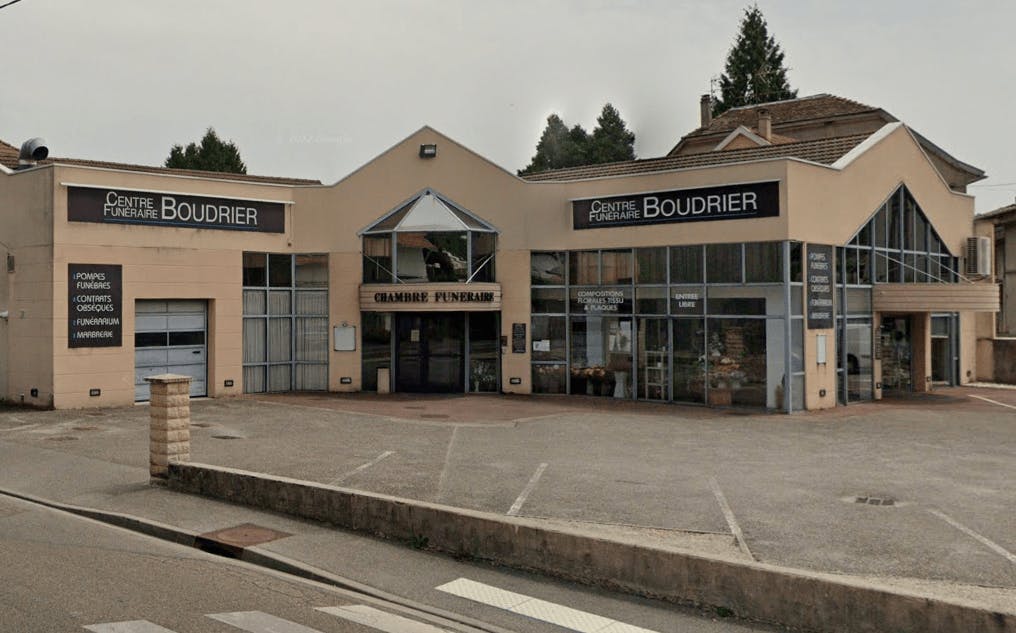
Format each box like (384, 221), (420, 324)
(572, 181), (780, 230)
(66, 186), (286, 233)
(68, 264), (122, 348)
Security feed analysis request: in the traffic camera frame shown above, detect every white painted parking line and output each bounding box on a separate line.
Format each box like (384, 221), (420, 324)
(329, 450), (395, 485)
(208, 611), (324, 633)
(507, 462), (548, 516)
(928, 509), (1016, 565)
(0, 423), (40, 433)
(84, 621), (178, 633)
(709, 477), (754, 560)
(969, 394), (1016, 411)
(436, 578), (659, 633)
(318, 605), (452, 632)
(436, 426), (460, 502)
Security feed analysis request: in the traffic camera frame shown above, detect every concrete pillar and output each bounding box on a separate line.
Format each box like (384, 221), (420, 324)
(146, 374), (192, 481)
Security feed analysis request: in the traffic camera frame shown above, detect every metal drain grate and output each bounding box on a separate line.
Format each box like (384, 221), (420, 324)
(855, 496), (896, 506)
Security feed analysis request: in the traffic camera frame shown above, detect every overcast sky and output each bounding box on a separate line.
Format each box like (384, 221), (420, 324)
(2, 1), (1013, 212)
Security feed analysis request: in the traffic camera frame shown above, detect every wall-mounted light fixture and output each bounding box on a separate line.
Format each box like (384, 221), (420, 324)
(419, 143), (437, 159)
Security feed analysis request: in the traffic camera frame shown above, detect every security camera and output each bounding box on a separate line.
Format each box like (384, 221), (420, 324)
(18, 138), (49, 167)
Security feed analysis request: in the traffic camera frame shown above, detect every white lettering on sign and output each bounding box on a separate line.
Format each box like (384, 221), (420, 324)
(576, 289), (625, 312)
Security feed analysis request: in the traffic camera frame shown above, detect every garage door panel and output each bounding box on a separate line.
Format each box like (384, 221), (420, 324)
(135, 300), (207, 402)
(135, 315), (169, 332)
(167, 347), (204, 364)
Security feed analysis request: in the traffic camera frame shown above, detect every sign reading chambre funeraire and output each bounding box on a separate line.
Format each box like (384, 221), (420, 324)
(572, 181), (779, 230)
(68, 264), (122, 348)
(67, 186), (286, 233)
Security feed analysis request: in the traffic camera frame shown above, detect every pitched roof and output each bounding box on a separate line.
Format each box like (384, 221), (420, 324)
(975, 202), (1016, 222)
(522, 133), (871, 182)
(0, 138), (319, 186)
(684, 94), (882, 140)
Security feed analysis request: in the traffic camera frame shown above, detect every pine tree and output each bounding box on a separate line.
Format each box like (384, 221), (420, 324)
(518, 115), (588, 175)
(519, 104), (636, 175)
(165, 127), (247, 174)
(587, 103), (636, 164)
(713, 5), (797, 116)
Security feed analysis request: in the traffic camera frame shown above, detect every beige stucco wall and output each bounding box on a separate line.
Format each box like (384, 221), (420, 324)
(0, 121), (992, 409)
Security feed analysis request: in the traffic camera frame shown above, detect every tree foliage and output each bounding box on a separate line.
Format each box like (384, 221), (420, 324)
(519, 104), (635, 175)
(165, 127), (247, 174)
(713, 5), (797, 116)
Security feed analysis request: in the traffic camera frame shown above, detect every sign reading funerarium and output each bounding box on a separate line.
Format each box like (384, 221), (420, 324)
(572, 181), (779, 230)
(67, 186), (286, 233)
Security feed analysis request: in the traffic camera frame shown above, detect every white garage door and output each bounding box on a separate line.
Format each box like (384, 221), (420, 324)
(134, 300), (207, 402)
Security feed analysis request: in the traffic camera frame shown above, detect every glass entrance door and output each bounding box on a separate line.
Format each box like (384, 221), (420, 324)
(396, 313), (464, 392)
(879, 316), (912, 393)
(931, 314), (957, 385)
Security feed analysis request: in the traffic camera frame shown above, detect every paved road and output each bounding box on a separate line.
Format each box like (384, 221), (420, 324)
(0, 487), (774, 633)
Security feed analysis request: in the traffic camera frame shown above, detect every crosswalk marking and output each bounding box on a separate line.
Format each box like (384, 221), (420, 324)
(207, 611), (325, 633)
(436, 578), (660, 633)
(317, 605), (452, 632)
(84, 622), (178, 633)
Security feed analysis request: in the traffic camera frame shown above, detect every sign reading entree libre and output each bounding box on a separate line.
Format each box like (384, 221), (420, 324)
(68, 264), (122, 348)
(572, 181), (779, 230)
(67, 186), (286, 233)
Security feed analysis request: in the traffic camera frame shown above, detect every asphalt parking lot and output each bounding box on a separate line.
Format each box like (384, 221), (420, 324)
(1, 388), (1013, 596)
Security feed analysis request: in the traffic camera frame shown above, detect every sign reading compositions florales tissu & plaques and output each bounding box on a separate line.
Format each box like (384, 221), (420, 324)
(68, 264), (122, 348)
(67, 186), (285, 233)
(572, 181), (779, 230)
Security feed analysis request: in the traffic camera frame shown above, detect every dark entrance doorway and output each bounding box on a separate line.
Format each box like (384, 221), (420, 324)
(879, 316), (912, 393)
(396, 313), (465, 392)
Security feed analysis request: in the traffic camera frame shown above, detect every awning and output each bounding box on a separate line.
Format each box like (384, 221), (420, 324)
(872, 283), (1000, 312)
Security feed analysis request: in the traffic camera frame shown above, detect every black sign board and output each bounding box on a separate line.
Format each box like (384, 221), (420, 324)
(806, 244), (834, 330)
(511, 323), (526, 354)
(572, 181), (779, 230)
(68, 264), (122, 348)
(67, 186), (286, 233)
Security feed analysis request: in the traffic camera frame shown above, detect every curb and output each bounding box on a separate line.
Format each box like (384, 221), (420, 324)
(167, 462), (1015, 633)
(0, 486), (514, 633)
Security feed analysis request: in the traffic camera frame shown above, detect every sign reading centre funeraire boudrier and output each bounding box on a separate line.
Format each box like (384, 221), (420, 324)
(572, 181), (779, 230)
(68, 264), (122, 348)
(67, 186), (286, 233)
(806, 244), (834, 330)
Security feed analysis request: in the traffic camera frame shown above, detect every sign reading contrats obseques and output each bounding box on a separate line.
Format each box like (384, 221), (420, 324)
(67, 186), (286, 233)
(572, 181), (779, 230)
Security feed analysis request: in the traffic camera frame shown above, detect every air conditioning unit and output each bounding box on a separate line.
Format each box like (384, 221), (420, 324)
(965, 236), (992, 276)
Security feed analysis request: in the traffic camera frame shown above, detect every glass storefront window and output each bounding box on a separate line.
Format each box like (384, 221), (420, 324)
(789, 242), (803, 283)
(531, 287), (566, 314)
(363, 236), (392, 283)
(601, 249), (633, 284)
(636, 247), (667, 284)
(570, 251), (599, 285)
(295, 254), (328, 288)
(745, 242), (782, 283)
(396, 231), (469, 283)
(531, 316), (566, 361)
(569, 317), (633, 398)
(708, 285), (783, 316)
(243, 252), (267, 287)
(672, 318), (706, 404)
(707, 318), (767, 407)
(670, 245), (702, 284)
(470, 233), (496, 282)
(268, 253), (292, 287)
(532, 252), (566, 285)
(532, 364), (567, 394)
(636, 287), (668, 314)
(707, 244), (742, 283)
(469, 312), (499, 392)
(671, 286), (704, 316)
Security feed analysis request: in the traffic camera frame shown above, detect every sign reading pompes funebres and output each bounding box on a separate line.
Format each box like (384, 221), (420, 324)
(67, 186), (286, 233)
(572, 181), (779, 230)
(68, 264), (122, 348)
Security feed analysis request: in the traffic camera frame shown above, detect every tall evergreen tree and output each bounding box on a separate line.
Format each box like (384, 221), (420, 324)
(519, 104), (636, 175)
(713, 5), (797, 116)
(587, 103), (636, 164)
(518, 114), (588, 175)
(165, 127), (247, 174)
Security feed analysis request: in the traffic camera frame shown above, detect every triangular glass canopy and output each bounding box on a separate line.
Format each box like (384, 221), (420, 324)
(363, 190), (496, 234)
